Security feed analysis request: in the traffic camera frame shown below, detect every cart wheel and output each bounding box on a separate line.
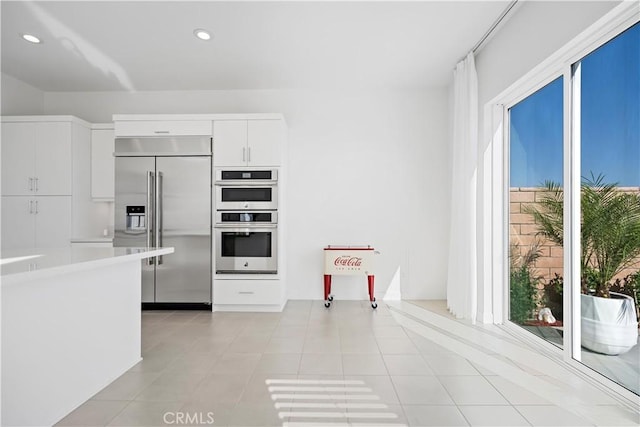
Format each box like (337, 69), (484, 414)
(328, 295), (334, 302)
(371, 302), (378, 309)
(324, 301), (331, 308)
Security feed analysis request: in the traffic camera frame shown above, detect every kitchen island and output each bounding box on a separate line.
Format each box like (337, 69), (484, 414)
(1, 246), (173, 427)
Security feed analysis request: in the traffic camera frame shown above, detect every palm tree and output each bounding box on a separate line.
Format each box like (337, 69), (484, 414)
(524, 174), (640, 297)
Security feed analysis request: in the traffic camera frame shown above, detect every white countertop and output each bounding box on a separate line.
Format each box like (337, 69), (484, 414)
(0, 247), (173, 284)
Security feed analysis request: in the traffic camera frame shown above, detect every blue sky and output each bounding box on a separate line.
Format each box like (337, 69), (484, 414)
(510, 22), (639, 188)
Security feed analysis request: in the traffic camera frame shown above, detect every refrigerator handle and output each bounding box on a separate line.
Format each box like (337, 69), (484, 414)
(157, 171), (164, 264)
(146, 171), (155, 265)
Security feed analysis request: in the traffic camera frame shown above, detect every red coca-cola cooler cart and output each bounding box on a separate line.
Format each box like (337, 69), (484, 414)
(323, 245), (377, 309)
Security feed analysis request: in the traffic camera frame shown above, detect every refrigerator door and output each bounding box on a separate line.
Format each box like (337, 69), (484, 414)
(114, 156), (156, 302)
(155, 157), (211, 303)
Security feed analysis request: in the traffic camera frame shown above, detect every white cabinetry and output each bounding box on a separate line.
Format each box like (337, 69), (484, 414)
(1, 196), (72, 249)
(1, 116), (92, 251)
(1, 121), (72, 196)
(114, 120), (212, 137)
(213, 279), (282, 305)
(91, 124), (115, 200)
(213, 120), (283, 167)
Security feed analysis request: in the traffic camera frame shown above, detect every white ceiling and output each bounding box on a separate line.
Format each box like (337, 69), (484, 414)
(1, 1), (510, 92)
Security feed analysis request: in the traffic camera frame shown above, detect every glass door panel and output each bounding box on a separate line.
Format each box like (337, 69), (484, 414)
(577, 22), (639, 395)
(508, 77), (565, 348)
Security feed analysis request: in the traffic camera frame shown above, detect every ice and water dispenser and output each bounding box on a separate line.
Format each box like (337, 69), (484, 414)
(126, 206), (146, 232)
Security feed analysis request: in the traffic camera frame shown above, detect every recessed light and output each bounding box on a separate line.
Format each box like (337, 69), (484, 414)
(21, 33), (42, 44)
(193, 29), (211, 41)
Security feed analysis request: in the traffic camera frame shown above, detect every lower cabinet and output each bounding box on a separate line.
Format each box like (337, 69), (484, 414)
(213, 279), (282, 305)
(1, 196), (72, 250)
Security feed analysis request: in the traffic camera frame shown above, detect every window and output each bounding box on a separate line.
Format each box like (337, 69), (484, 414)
(508, 77), (564, 349)
(576, 22), (639, 395)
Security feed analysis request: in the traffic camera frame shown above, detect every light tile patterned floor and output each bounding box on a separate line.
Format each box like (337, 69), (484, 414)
(55, 300), (639, 427)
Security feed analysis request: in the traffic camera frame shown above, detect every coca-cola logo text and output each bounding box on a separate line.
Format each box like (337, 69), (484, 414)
(334, 256), (362, 267)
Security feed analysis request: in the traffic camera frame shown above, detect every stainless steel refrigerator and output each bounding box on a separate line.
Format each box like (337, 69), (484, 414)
(114, 137), (212, 305)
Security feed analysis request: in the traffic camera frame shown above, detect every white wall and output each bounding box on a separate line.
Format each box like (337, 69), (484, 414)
(43, 88), (451, 300)
(1, 72), (45, 115)
(476, 1), (618, 107)
(472, 0), (619, 321)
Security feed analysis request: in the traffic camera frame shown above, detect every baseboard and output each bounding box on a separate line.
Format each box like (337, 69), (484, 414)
(141, 302), (212, 311)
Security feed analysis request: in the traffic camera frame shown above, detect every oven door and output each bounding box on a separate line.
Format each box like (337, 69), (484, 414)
(215, 224), (277, 274)
(214, 184), (277, 210)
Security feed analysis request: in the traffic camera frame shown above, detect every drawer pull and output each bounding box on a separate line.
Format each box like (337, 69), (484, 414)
(154, 130), (170, 134)
(238, 291), (255, 295)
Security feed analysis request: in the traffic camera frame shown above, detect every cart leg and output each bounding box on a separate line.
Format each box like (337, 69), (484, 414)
(368, 275), (377, 309)
(324, 275), (332, 301)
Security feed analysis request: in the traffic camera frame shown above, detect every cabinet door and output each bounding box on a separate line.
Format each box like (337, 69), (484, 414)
(34, 196), (72, 248)
(247, 120), (283, 166)
(115, 120), (212, 137)
(1, 196), (35, 250)
(35, 122), (72, 195)
(213, 120), (247, 167)
(1, 123), (36, 195)
(91, 128), (115, 200)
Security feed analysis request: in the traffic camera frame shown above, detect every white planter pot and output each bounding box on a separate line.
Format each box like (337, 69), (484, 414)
(581, 292), (638, 355)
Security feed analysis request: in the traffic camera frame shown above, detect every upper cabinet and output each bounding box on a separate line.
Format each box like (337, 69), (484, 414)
(114, 120), (212, 137)
(1, 116), (92, 251)
(1, 120), (74, 196)
(213, 119), (284, 167)
(91, 124), (115, 200)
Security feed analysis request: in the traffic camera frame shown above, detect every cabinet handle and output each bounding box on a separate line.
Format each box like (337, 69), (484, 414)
(28, 177), (33, 192)
(34, 177), (39, 192)
(154, 130), (170, 134)
(248, 147), (251, 162)
(242, 147), (246, 162)
(29, 200), (33, 214)
(238, 291), (255, 295)
(35, 200), (39, 214)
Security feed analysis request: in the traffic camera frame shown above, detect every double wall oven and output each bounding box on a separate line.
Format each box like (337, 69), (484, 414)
(214, 169), (278, 274)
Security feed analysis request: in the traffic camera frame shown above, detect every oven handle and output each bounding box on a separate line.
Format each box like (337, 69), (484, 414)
(214, 224), (277, 230)
(214, 180), (278, 186)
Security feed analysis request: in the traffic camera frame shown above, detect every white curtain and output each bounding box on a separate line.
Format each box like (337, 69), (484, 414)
(447, 52), (478, 322)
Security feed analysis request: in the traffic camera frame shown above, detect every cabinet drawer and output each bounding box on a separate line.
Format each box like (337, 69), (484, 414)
(214, 279), (281, 305)
(114, 120), (212, 137)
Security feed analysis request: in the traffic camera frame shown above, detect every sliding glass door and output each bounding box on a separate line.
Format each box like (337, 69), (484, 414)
(575, 22), (639, 395)
(504, 20), (639, 396)
(508, 78), (565, 349)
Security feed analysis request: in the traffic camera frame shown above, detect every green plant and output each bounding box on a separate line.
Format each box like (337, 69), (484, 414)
(610, 270), (640, 320)
(510, 241), (542, 324)
(524, 174), (640, 298)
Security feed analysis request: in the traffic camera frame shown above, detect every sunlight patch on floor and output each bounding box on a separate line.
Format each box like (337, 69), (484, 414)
(267, 378), (407, 426)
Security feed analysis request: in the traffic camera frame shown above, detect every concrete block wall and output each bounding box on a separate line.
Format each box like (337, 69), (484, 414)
(509, 187), (640, 285)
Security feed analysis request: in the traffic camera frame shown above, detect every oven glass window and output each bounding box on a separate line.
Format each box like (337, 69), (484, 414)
(220, 212), (272, 222)
(221, 187), (272, 202)
(221, 232), (272, 257)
